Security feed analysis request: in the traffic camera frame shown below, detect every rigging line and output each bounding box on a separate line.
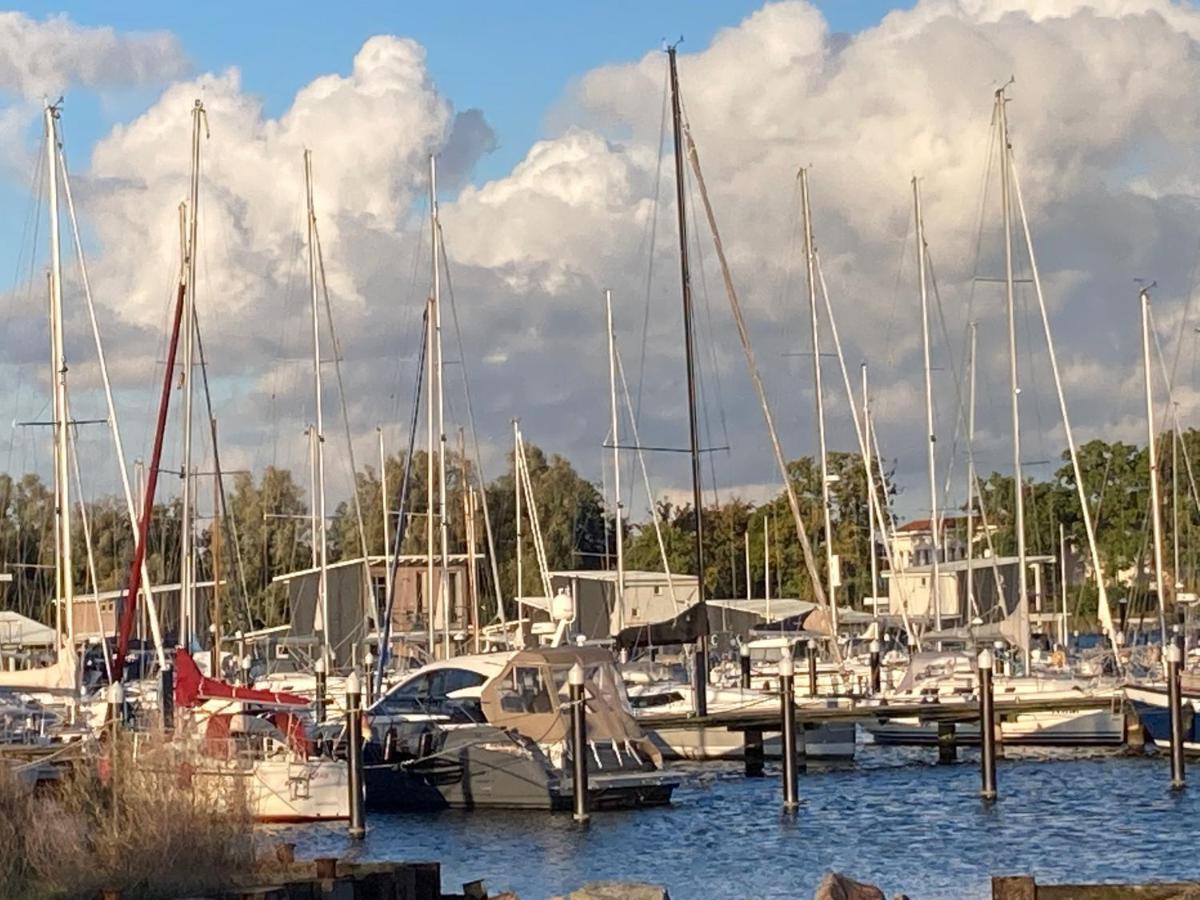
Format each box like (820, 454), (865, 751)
(389, 200), (429, 432)
(615, 344), (679, 607)
(57, 126), (168, 667)
(66, 409), (111, 682)
(680, 122), (843, 660)
(312, 220), (372, 574)
(633, 62), (672, 455)
(813, 248), (919, 639)
(269, 188), (307, 474)
(192, 307), (254, 629)
(437, 222), (506, 625)
(1149, 307), (1200, 522)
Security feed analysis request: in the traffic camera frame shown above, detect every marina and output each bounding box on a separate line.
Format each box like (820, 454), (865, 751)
(5, 2), (1200, 898)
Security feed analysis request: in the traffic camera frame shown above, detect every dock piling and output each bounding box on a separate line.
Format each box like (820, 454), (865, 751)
(779, 655), (799, 810)
(345, 670), (366, 839)
(1167, 640), (1186, 790)
(979, 648), (998, 801)
(744, 729), (764, 777)
(806, 638), (818, 698)
(569, 662), (590, 823)
(740, 643), (751, 689)
(160, 663), (174, 731)
(869, 639), (881, 695)
(937, 721), (957, 764)
(106, 680), (124, 735)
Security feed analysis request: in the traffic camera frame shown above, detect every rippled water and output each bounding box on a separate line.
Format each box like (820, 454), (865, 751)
(273, 743), (1199, 899)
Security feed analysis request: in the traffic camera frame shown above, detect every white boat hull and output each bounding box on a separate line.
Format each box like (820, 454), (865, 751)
(192, 757), (350, 823)
(646, 721), (855, 761)
(864, 707), (1124, 747)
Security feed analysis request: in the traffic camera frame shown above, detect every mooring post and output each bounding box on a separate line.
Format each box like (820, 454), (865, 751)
(345, 670), (366, 839)
(744, 729), (765, 777)
(806, 638), (818, 698)
(978, 647), (998, 801)
(740, 643), (752, 690)
(1167, 639), (1186, 790)
(937, 721), (957, 764)
(363, 650), (375, 708)
(160, 663), (174, 731)
(314, 655), (327, 724)
(569, 662), (590, 823)
(779, 654), (799, 810)
(107, 680), (124, 737)
(869, 639), (881, 695)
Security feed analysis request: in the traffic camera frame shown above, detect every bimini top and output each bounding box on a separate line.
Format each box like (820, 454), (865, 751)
(479, 646), (652, 754)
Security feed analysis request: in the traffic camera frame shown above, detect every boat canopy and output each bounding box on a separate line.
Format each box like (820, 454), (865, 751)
(480, 646), (657, 760)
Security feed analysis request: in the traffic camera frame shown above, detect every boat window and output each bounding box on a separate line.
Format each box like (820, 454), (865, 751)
(428, 668), (487, 699)
(629, 691), (684, 709)
(506, 666), (554, 714)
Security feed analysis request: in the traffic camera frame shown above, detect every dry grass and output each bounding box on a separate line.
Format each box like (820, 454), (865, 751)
(1, 732), (257, 899)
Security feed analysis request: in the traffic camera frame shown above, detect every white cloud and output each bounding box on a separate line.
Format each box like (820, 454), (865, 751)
(0, 12), (186, 99)
(11, 1), (1200, 524)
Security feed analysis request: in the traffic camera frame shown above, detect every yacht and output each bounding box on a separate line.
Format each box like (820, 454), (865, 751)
(361, 646), (677, 810)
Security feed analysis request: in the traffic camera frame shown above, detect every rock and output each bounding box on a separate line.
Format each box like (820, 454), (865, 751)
(814, 872), (885, 900)
(558, 882), (670, 900)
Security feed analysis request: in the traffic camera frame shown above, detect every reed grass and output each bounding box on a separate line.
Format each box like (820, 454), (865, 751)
(1, 731), (257, 899)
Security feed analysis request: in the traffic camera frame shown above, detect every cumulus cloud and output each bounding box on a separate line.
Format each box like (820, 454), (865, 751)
(10, 1), (1200, 525)
(0, 12), (186, 99)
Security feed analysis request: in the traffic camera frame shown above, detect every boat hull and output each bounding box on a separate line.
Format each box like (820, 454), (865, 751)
(864, 707), (1124, 748)
(363, 723), (677, 811)
(645, 721), (855, 761)
(1127, 685), (1200, 754)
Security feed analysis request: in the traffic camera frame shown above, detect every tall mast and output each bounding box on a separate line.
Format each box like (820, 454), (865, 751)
(862, 362), (879, 614)
(1172, 411), (1181, 595)
(44, 102), (74, 645)
(180, 99), (204, 649)
(605, 289), (626, 632)
(764, 515), (771, 621)
(211, 420), (222, 674)
(379, 427), (392, 610)
(513, 418), (524, 624)
(1141, 287), (1169, 649)
(744, 530), (751, 601)
(913, 178), (941, 631)
(667, 45), (708, 716)
(997, 87), (1030, 666)
(1059, 522), (1068, 647)
(966, 321), (978, 619)
(800, 169), (838, 635)
(430, 154), (451, 659)
(304, 150), (330, 662)
(425, 296), (436, 654)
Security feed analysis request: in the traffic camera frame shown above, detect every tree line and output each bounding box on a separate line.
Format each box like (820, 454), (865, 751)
(1, 432), (1197, 631)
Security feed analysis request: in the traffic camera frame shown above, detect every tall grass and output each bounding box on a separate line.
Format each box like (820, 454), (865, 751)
(1, 732), (256, 899)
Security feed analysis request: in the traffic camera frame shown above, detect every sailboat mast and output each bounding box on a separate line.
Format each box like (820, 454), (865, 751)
(1141, 287), (1169, 649)
(44, 102), (74, 644)
(997, 88), (1030, 666)
(304, 150), (331, 662)
(764, 515), (771, 621)
(800, 169), (839, 634)
(1059, 521), (1068, 647)
(605, 289), (626, 632)
(667, 45), (708, 716)
(430, 155), (451, 659)
(862, 362), (880, 613)
(180, 99), (204, 649)
(513, 419), (523, 624)
(913, 178), (941, 631)
(966, 321), (978, 619)
(379, 427), (392, 608)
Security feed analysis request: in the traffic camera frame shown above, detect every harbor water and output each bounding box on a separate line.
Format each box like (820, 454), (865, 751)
(273, 743), (1199, 899)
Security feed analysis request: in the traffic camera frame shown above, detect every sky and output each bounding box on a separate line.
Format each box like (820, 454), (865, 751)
(3, 0), (1200, 529)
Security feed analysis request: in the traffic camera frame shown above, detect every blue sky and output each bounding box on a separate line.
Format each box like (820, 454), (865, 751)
(18, 1), (908, 183)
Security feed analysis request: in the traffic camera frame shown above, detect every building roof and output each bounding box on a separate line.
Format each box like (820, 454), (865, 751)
(887, 554), (1055, 575)
(895, 516), (968, 534)
(547, 570), (699, 585)
(0, 611), (56, 647)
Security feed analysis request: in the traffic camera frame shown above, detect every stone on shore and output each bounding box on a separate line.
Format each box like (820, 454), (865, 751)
(554, 882), (670, 900)
(814, 871), (886, 900)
